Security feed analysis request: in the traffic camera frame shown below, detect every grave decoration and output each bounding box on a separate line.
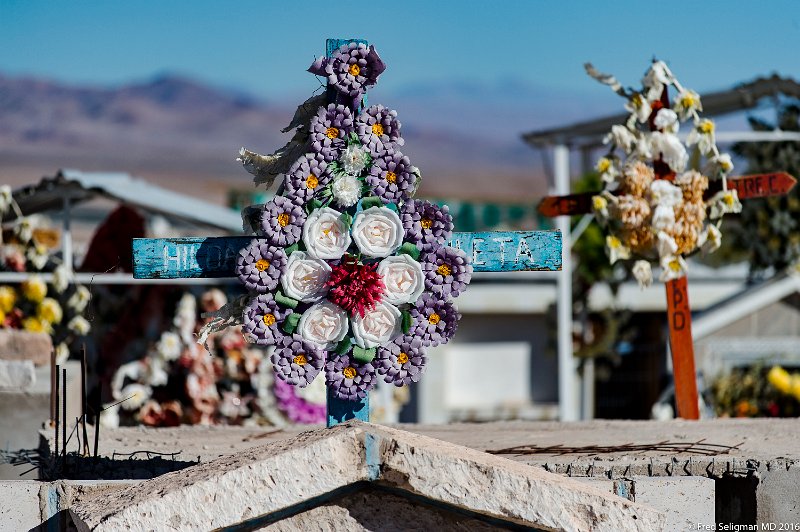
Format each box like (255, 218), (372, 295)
(538, 60), (796, 420)
(0, 187), (91, 362)
(233, 41), (476, 405)
(133, 38), (562, 427)
(710, 365), (800, 418)
(106, 288), (325, 427)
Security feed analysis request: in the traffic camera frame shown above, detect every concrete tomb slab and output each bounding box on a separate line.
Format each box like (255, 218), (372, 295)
(69, 421), (665, 531)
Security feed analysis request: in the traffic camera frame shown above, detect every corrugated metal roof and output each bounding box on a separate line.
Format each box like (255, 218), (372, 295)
(522, 74), (800, 148)
(6, 169), (244, 233)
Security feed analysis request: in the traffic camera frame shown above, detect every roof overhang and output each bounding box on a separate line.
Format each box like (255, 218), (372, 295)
(5, 169), (243, 233)
(522, 74), (800, 149)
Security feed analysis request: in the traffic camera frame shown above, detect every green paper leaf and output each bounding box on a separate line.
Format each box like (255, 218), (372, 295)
(339, 211), (353, 230)
(352, 345), (377, 364)
(335, 338), (353, 356)
(386, 202), (398, 213)
(282, 312), (301, 334)
(274, 290), (299, 309)
(284, 243), (299, 256)
(398, 242), (421, 261)
(360, 196), (384, 210)
(401, 310), (413, 335)
(306, 198), (323, 214)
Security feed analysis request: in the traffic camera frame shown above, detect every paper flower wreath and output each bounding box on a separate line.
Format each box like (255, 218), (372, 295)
(230, 43), (472, 401)
(585, 60), (740, 289)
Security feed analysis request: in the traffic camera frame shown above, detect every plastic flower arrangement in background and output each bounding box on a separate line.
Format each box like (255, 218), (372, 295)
(108, 289), (317, 427)
(710, 364), (800, 418)
(0, 188), (91, 362)
(586, 61), (740, 288)
(214, 42), (472, 402)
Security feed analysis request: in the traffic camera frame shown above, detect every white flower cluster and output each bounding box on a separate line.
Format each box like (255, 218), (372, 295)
(588, 61), (741, 288)
(284, 205), (424, 349)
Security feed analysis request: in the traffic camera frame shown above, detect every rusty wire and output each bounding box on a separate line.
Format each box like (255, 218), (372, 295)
(486, 438), (744, 457)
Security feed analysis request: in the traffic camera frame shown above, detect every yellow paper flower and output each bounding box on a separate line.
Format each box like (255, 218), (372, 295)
(22, 317), (49, 334)
(767, 366), (792, 394)
(37, 297), (63, 325)
(21, 275), (47, 303)
(791, 375), (800, 402)
(68, 315), (91, 335)
(0, 309), (6, 326)
(0, 286), (16, 313)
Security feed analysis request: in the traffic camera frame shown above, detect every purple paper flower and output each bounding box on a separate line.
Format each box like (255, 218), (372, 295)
(308, 43), (386, 101)
(260, 196), (306, 247)
(408, 294), (460, 347)
(242, 294), (292, 346)
(421, 246), (472, 298)
(400, 199), (454, 253)
(285, 153), (332, 205)
(325, 354), (376, 401)
(235, 240), (288, 293)
(356, 105), (404, 156)
(270, 334), (326, 387)
(273, 379), (326, 424)
(376, 336), (426, 387)
(367, 151), (416, 204)
(309, 104), (353, 162)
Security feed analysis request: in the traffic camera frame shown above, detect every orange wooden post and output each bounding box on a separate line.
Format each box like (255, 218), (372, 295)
(665, 276), (700, 419)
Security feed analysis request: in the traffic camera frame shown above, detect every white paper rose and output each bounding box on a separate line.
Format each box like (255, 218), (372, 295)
(297, 301), (349, 348)
(351, 300), (402, 349)
(302, 207), (352, 260)
(377, 255), (425, 305)
(280, 251), (332, 302)
(351, 206), (404, 258)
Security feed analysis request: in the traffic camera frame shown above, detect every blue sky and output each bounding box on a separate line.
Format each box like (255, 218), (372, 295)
(2, 0), (799, 99)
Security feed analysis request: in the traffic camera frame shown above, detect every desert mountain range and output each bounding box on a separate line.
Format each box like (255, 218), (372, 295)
(0, 73), (617, 204)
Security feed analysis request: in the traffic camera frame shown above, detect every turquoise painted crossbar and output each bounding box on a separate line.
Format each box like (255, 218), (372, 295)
(132, 231), (562, 279)
(131, 229), (561, 427)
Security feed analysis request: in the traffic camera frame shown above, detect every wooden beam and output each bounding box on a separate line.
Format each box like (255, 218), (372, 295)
(537, 172), (797, 217)
(132, 231), (563, 280)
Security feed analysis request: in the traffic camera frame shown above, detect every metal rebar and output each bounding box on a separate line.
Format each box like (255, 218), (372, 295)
(50, 348), (56, 425)
(94, 413), (100, 459)
(54, 365), (60, 459)
(80, 344), (90, 456)
(486, 440), (744, 457)
(61, 367), (67, 459)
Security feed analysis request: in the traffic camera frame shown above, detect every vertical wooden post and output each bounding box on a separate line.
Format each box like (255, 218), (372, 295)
(325, 37), (370, 428)
(665, 277), (700, 419)
(650, 86), (700, 420)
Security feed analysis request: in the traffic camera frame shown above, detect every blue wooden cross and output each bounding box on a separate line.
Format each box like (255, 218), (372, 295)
(131, 38), (562, 427)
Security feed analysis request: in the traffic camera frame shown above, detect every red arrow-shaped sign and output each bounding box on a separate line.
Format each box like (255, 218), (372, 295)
(537, 172), (797, 217)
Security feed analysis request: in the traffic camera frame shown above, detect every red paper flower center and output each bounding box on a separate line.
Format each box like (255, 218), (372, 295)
(326, 256), (385, 318)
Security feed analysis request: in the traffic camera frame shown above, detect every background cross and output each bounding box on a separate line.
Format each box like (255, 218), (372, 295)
(538, 147), (796, 420)
(132, 38), (563, 427)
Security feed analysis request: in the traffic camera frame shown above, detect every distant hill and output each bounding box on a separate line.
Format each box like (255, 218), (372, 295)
(0, 73), (618, 203)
